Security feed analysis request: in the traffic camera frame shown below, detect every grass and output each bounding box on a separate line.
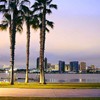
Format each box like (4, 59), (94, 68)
(0, 83), (100, 99)
(0, 97), (100, 100)
(0, 82), (100, 89)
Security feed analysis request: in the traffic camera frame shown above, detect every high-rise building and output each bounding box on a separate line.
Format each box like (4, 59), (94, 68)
(59, 61), (65, 73)
(44, 57), (47, 69)
(36, 57), (40, 70)
(36, 57), (48, 70)
(79, 62), (86, 73)
(70, 61), (79, 73)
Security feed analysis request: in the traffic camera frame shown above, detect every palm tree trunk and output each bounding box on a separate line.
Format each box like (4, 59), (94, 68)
(25, 22), (30, 83)
(39, 4), (46, 84)
(39, 28), (45, 84)
(10, 10), (16, 85)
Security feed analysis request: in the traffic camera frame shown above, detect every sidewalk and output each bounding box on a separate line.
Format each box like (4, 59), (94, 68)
(0, 88), (100, 97)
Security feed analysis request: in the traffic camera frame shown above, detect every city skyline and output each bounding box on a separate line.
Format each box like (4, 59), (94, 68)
(0, 0), (100, 68)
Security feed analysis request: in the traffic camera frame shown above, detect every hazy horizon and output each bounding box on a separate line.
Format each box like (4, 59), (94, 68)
(0, 0), (100, 68)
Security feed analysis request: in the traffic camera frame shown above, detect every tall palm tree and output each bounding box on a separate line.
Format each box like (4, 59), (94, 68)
(25, 9), (31, 83)
(32, 0), (57, 84)
(21, 3), (39, 83)
(0, 0), (29, 85)
(20, 1), (31, 83)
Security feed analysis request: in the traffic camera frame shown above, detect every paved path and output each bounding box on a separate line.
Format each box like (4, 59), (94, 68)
(0, 88), (100, 97)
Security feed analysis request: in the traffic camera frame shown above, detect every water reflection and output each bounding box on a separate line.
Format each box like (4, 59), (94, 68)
(0, 73), (100, 83)
(47, 78), (99, 83)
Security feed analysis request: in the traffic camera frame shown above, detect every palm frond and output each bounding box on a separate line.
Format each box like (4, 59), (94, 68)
(0, 0), (7, 3)
(46, 20), (54, 28)
(31, 17), (39, 29)
(4, 13), (11, 21)
(46, 9), (52, 14)
(46, 27), (49, 32)
(31, 2), (42, 8)
(49, 4), (57, 9)
(46, 0), (52, 5)
(16, 25), (23, 33)
(0, 5), (5, 11)
(0, 23), (8, 30)
(21, 5), (30, 13)
(20, 0), (30, 6)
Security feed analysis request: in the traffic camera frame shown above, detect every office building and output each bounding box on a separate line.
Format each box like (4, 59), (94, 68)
(51, 64), (59, 72)
(87, 65), (96, 73)
(70, 61), (79, 73)
(79, 62), (87, 73)
(36, 57), (40, 70)
(59, 61), (65, 73)
(44, 57), (47, 69)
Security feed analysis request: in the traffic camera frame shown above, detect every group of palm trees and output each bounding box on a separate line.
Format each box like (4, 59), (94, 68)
(0, 0), (57, 85)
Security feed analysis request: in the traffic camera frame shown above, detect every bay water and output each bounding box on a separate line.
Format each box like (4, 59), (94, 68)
(0, 73), (100, 83)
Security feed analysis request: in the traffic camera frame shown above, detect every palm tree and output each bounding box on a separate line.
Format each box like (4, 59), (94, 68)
(20, 1), (31, 83)
(25, 9), (31, 83)
(21, 3), (39, 83)
(32, 0), (57, 84)
(0, 0), (29, 85)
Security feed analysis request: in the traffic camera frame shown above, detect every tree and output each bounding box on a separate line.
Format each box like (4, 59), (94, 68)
(20, 1), (31, 83)
(32, 0), (57, 84)
(0, 0), (29, 85)
(21, 2), (39, 83)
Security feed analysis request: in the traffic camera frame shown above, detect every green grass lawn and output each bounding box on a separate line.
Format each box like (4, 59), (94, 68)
(0, 82), (100, 89)
(0, 97), (100, 100)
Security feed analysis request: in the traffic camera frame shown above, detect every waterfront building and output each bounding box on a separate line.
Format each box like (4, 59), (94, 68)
(70, 61), (79, 73)
(59, 61), (65, 73)
(47, 63), (52, 69)
(87, 65), (96, 73)
(96, 67), (100, 73)
(46, 63), (52, 72)
(36, 57), (40, 70)
(79, 62), (87, 73)
(51, 64), (59, 72)
(44, 57), (47, 70)
(65, 64), (70, 72)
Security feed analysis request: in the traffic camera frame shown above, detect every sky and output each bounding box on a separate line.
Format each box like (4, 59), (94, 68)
(0, 0), (100, 68)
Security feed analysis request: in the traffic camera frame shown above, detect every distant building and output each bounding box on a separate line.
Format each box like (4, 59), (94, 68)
(36, 57), (48, 71)
(47, 63), (52, 69)
(59, 61), (65, 73)
(65, 64), (70, 72)
(36, 57), (40, 70)
(44, 57), (47, 70)
(96, 67), (100, 73)
(46, 63), (52, 72)
(70, 61), (79, 73)
(79, 62), (87, 73)
(87, 65), (96, 73)
(51, 64), (59, 72)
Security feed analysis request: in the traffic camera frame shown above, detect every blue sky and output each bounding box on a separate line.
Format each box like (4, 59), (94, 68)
(0, 0), (100, 68)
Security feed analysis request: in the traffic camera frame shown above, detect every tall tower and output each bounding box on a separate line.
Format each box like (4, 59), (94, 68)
(44, 57), (47, 70)
(59, 61), (65, 73)
(36, 57), (40, 70)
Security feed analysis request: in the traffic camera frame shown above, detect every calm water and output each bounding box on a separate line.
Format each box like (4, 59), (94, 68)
(0, 73), (100, 83)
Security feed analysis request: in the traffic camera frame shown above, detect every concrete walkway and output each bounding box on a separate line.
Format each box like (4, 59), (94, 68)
(0, 88), (100, 97)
